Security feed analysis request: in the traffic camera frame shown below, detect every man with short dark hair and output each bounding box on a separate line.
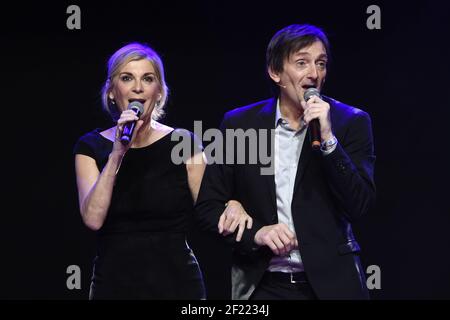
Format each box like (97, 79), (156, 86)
(196, 24), (376, 300)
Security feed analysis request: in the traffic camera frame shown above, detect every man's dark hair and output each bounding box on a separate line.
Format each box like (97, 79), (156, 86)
(266, 24), (330, 74)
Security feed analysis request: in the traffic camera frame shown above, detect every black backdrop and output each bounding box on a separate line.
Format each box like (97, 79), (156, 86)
(1, 0), (449, 299)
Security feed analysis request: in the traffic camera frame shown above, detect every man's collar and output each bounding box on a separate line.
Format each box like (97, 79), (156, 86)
(275, 98), (283, 127)
(276, 98), (306, 130)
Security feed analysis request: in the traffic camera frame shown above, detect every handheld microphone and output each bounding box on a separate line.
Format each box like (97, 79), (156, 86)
(304, 88), (322, 150)
(120, 101), (144, 145)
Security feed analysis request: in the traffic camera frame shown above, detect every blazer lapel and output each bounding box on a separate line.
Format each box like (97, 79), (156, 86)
(293, 127), (314, 196)
(256, 98), (277, 213)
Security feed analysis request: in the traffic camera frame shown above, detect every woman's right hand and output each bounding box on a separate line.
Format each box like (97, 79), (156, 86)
(112, 110), (144, 156)
(218, 200), (253, 242)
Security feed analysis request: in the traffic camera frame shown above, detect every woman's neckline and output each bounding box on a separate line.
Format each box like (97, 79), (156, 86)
(95, 127), (175, 150)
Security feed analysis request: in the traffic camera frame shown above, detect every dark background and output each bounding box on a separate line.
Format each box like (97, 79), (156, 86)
(1, 0), (449, 299)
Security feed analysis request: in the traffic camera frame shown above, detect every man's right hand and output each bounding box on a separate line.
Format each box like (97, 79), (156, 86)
(218, 200), (253, 242)
(254, 223), (298, 256)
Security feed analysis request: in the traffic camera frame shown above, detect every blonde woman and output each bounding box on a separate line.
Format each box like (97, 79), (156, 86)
(74, 42), (207, 299)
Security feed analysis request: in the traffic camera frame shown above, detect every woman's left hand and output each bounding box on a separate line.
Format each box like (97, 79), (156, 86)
(218, 200), (253, 242)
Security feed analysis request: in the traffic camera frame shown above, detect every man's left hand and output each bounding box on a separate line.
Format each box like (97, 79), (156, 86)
(301, 95), (333, 142)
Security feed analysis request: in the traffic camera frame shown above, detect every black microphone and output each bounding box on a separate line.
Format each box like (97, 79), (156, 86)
(120, 101), (144, 145)
(304, 88), (322, 150)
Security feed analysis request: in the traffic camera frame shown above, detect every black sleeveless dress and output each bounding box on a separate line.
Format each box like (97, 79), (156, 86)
(73, 128), (206, 300)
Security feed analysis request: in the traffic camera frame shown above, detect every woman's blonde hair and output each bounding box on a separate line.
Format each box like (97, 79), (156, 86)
(101, 42), (169, 121)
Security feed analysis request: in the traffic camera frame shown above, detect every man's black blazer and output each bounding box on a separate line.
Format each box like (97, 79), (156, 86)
(195, 96), (376, 299)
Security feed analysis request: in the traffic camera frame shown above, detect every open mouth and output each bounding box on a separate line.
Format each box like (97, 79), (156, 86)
(302, 84), (316, 90)
(128, 98), (146, 104)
